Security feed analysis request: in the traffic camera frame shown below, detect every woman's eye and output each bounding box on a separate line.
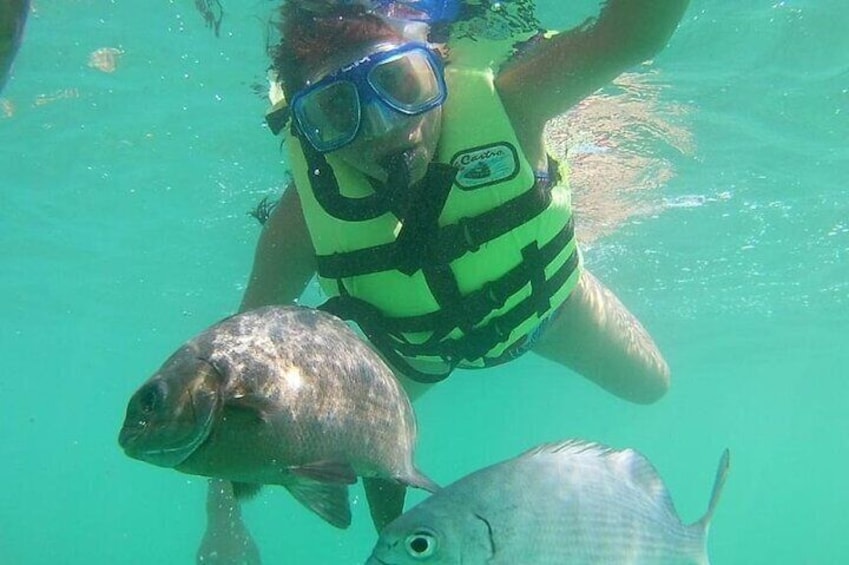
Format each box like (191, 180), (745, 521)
(372, 61), (423, 104)
(404, 530), (437, 559)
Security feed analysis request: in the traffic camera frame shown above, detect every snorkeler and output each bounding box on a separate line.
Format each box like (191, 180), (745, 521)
(0, 0), (29, 93)
(199, 0), (690, 562)
(254, 0), (690, 400)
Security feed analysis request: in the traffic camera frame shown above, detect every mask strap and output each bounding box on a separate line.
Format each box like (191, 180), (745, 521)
(265, 100), (290, 136)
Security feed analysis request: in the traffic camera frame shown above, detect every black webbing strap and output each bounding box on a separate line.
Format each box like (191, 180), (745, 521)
(321, 218), (576, 365)
(320, 217), (575, 341)
(399, 217), (575, 335)
(431, 183), (552, 264)
(300, 134), (390, 222)
(522, 240), (552, 318)
(398, 245), (580, 363)
(393, 163), (457, 275)
(317, 241), (399, 279)
(420, 263), (469, 342)
(315, 180), (553, 279)
(319, 294), (457, 383)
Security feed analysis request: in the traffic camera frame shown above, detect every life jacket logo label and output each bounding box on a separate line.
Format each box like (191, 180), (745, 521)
(451, 142), (520, 190)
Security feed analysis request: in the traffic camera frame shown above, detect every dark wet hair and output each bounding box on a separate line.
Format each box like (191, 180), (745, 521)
(271, 2), (402, 95)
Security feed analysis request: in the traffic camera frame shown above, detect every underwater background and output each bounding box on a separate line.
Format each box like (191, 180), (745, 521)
(1, 0), (847, 563)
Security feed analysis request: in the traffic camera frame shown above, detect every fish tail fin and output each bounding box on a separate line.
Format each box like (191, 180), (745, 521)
(697, 448), (730, 531)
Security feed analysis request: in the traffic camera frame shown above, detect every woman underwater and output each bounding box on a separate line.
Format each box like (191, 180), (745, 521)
(199, 0), (690, 562)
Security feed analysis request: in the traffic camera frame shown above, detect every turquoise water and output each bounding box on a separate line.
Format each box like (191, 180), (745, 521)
(2, 1), (847, 563)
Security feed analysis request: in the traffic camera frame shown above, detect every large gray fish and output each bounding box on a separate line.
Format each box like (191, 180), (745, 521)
(119, 305), (438, 529)
(367, 440), (729, 565)
(0, 0), (29, 92)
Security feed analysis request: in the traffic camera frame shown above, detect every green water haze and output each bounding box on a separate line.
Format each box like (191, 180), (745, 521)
(1, 1), (847, 563)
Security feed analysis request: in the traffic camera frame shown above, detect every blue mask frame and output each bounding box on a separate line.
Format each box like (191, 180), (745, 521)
(290, 43), (447, 153)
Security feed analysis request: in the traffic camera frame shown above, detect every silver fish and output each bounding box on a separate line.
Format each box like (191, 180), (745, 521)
(367, 440), (729, 565)
(0, 0), (29, 92)
(119, 305), (438, 529)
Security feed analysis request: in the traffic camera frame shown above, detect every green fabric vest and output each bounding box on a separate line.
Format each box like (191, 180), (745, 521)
(280, 39), (580, 381)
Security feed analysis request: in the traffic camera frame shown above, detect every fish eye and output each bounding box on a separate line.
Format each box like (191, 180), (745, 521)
(404, 530), (438, 559)
(138, 382), (165, 415)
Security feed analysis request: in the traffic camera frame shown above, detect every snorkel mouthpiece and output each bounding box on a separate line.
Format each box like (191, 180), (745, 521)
(381, 150), (415, 191)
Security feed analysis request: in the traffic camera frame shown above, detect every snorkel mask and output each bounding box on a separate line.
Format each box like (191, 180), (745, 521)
(267, 0), (461, 135)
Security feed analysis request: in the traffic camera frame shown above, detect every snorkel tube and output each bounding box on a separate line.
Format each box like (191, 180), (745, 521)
(371, 0), (460, 23)
(347, 0), (461, 41)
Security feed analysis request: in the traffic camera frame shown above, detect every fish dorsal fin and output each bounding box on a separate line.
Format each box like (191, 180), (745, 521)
(615, 447), (680, 519)
(528, 440), (680, 519)
(284, 477), (352, 529)
(525, 438), (609, 457)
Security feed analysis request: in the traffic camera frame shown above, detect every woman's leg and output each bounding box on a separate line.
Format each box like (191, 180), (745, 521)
(197, 479), (261, 564)
(532, 268), (670, 404)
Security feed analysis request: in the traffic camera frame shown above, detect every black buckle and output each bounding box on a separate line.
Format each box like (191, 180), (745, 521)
(265, 104), (291, 136)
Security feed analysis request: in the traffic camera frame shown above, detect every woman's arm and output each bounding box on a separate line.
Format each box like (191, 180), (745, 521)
(239, 185), (317, 312)
(497, 0), (690, 136)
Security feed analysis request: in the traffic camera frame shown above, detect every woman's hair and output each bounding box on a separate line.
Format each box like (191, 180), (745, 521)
(272, 2), (401, 94)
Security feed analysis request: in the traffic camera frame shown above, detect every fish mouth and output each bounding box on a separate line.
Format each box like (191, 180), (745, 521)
(119, 391), (216, 468)
(135, 433), (206, 467)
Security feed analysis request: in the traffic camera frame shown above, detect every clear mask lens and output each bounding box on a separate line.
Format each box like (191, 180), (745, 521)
(369, 50), (441, 110)
(298, 81), (361, 149)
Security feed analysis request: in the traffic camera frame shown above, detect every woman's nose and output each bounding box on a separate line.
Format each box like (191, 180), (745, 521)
(359, 101), (407, 139)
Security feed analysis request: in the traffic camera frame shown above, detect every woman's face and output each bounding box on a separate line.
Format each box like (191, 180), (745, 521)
(302, 41), (444, 185)
(334, 103), (442, 185)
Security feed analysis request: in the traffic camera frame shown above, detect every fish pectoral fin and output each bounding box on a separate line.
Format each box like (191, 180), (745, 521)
(363, 477), (406, 532)
(289, 460), (358, 485)
(284, 478), (352, 529)
(224, 394), (275, 422)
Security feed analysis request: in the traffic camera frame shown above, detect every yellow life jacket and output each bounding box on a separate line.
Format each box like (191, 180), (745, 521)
(278, 39), (581, 382)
